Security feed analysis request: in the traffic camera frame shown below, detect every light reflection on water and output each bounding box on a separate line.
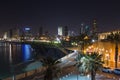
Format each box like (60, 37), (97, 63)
(0, 42), (33, 77)
(22, 44), (32, 61)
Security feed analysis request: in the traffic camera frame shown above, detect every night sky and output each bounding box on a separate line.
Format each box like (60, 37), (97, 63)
(0, 0), (120, 35)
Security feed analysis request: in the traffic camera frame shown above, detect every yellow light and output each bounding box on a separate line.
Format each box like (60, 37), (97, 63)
(84, 50), (86, 53)
(84, 36), (89, 39)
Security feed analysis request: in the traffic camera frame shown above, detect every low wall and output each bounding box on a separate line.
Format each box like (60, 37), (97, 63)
(3, 67), (45, 80)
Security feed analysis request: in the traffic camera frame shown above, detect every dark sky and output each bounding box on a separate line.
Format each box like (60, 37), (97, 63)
(0, 0), (120, 35)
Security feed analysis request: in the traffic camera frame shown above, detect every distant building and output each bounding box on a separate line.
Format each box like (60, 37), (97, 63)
(64, 26), (68, 36)
(58, 26), (69, 36)
(58, 26), (63, 36)
(39, 27), (43, 36)
(98, 30), (120, 40)
(68, 30), (76, 36)
(22, 27), (32, 40)
(9, 29), (13, 38)
(92, 19), (97, 33)
(3, 32), (7, 40)
(85, 25), (90, 35)
(13, 28), (20, 39)
(80, 23), (84, 34)
(7, 27), (20, 40)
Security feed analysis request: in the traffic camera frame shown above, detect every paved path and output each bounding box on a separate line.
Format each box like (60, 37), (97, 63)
(59, 74), (117, 80)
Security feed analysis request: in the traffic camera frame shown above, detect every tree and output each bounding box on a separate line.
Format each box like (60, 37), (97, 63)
(40, 57), (61, 80)
(107, 32), (120, 68)
(75, 53), (85, 80)
(76, 52), (103, 80)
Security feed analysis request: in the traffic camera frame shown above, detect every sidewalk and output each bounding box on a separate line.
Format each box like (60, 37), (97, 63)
(59, 73), (117, 80)
(19, 65), (119, 80)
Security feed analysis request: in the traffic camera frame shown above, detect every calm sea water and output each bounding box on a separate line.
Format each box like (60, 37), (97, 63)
(0, 42), (33, 78)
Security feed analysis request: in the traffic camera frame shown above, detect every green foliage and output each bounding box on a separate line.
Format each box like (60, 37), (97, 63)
(40, 57), (61, 80)
(76, 52), (103, 80)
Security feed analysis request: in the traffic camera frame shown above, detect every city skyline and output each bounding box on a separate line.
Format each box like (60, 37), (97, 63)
(0, 0), (120, 35)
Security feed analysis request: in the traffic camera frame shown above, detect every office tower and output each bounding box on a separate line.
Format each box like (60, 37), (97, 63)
(92, 19), (98, 40)
(64, 26), (68, 36)
(85, 25), (90, 35)
(23, 27), (32, 39)
(9, 29), (13, 38)
(93, 19), (97, 33)
(80, 23), (84, 35)
(58, 26), (63, 36)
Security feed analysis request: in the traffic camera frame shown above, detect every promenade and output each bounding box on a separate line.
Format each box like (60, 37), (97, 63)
(18, 65), (120, 80)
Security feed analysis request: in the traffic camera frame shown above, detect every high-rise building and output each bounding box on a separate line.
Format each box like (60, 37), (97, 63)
(9, 29), (13, 38)
(58, 26), (63, 36)
(7, 27), (20, 39)
(85, 25), (90, 35)
(23, 27), (32, 39)
(58, 26), (69, 36)
(64, 26), (68, 36)
(39, 27), (43, 36)
(80, 23), (84, 35)
(92, 19), (98, 40)
(92, 19), (97, 33)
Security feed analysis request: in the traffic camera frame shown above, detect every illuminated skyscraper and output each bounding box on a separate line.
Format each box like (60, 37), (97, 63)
(58, 26), (63, 36)
(58, 26), (69, 36)
(23, 27), (32, 39)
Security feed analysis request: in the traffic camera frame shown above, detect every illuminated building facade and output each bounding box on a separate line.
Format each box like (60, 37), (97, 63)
(86, 30), (120, 68)
(98, 30), (120, 40)
(58, 26), (69, 36)
(6, 28), (20, 40)
(58, 26), (63, 36)
(86, 41), (120, 68)
(22, 27), (32, 40)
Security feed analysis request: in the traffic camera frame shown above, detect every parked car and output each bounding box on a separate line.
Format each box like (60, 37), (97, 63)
(113, 68), (120, 75)
(102, 67), (113, 73)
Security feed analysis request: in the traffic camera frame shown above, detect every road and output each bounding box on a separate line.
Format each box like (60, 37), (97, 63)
(57, 50), (120, 80)
(57, 50), (78, 67)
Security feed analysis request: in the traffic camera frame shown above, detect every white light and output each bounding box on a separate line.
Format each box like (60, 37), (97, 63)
(74, 50), (77, 52)
(56, 38), (61, 43)
(87, 74), (90, 78)
(92, 39), (95, 42)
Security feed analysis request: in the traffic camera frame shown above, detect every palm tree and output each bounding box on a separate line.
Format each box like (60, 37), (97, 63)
(75, 53), (85, 80)
(107, 32), (120, 68)
(86, 52), (103, 80)
(76, 52), (103, 80)
(40, 57), (61, 80)
(76, 53), (86, 74)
